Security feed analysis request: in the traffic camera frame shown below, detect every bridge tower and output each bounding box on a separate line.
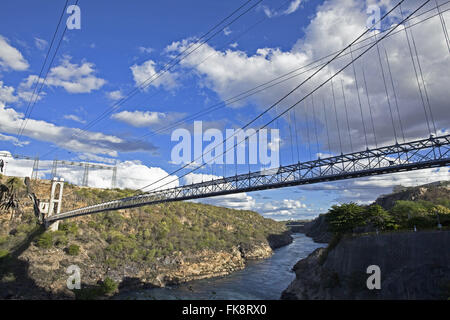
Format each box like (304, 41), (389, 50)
(31, 156), (39, 180)
(46, 177), (65, 231)
(82, 164), (89, 187)
(51, 159), (58, 179)
(111, 166), (117, 189)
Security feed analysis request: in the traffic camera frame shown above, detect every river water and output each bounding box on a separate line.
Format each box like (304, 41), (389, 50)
(122, 233), (325, 300)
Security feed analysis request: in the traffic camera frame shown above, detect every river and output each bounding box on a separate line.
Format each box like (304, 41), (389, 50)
(121, 233), (325, 300)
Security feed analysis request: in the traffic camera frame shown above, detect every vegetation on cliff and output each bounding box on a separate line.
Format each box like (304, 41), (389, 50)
(0, 176), (289, 299)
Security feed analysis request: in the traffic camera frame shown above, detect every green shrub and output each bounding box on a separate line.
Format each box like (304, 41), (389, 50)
(59, 222), (79, 235)
(407, 216), (436, 229)
(0, 249), (10, 259)
(0, 236), (8, 245)
(36, 232), (53, 248)
(101, 277), (117, 294)
(67, 244), (80, 256)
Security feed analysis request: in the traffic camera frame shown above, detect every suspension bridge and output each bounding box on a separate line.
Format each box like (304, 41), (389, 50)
(46, 134), (449, 224)
(0, 0), (448, 228)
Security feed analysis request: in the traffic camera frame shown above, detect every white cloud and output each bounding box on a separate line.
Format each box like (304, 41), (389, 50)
(283, 0), (302, 15)
(0, 133), (29, 147)
(0, 81), (18, 104)
(256, 198), (307, 216)
(78, 153), (117, 164)
(52, 160), (179, 191)
(64, 114), (86, 124)
(169, 0), (450, 153)
(0, 35), (29, 71)
(138, 46), (154, 54)
(130, 59), (178, 91)
(34, 37), (48, 50)
(0, 102), (157, 156)
(42, 56), (106, 93)
(112, 109), (186, 129)
(262, 0), (302, 18)
(16, 75), (45, 103)
(0, 153), (179, 191)
(223, 27), (232, 36)
(106, 90), (124, 101)
(0, 78), (45, 105)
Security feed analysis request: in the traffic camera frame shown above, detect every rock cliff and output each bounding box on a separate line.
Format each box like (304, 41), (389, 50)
(281, 230), (450, 300)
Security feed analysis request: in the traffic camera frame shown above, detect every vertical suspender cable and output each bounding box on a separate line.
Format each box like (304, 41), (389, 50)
(349, 46), (369, 148)
(287, 109), (295, 163)
(435, 0), (450, 53)
(340, 79), (354, 152)
(330, 78), (343, 154)
(305, 101), (312, 160)
(292, 106), (301, 162)
(322, 97), (332, 153)
(384, 48), (406, 142)
(400, 4), (432, 135)
(374, 32), (398, 143)
(362, 66), (378, 148)
(409, 25), (438, 134)
(311, 94), (320, 157)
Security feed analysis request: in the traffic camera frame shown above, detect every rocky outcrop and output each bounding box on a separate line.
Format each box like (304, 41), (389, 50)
(301, 214), (332, 243)
(267, 231), (293, 249)
(281, 230), (450, 300)
(375, 182), (450, 210)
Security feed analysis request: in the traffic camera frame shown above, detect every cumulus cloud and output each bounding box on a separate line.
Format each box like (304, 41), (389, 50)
(256, 198), (307, 216)
(0, 81), (18, 104)
(0, 153), (179, 191)
(106, 90), (124, 101)
(112, 109), (186, 129)
(39, 56), (106, 93)
(138, 46), (154, 54)
(64, 114), (86, 124)
(0, 35), (29, 71)
(0, 133), (29, 147)
(0, 102), (157, 156)
(169, 0), (450, 154)
(0, 78), (45, 105)
(130, 59), (178, 91)
(16, 75), (46, 103)
(262, 0), (303, 18)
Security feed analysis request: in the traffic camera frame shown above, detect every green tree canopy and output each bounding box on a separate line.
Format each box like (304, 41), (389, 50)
(325, 202), (365, 234)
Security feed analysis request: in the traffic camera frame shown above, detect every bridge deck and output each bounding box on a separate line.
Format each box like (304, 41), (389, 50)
(46, 135), (450, 223)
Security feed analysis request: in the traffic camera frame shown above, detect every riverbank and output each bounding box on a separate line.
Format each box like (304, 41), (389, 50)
(282, 182), (450, 300)
(118, 233), (324, 300)
(0, 177), (293, 299)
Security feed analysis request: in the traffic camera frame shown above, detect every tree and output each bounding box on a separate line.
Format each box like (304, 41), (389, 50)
(364, 205), (398, 231)
(0, 177), (24, 220)
(390, 200), (428, 221)
(325, 203), (365, 234)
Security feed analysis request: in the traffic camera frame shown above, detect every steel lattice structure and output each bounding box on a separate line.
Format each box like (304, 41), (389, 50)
(46, 134), (450, 223)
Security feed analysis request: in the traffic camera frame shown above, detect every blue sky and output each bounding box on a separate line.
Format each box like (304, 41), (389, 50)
(0, 0), (449, 220)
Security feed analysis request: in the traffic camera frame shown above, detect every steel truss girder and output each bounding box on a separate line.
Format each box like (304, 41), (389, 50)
(47, 135), (450, 223)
